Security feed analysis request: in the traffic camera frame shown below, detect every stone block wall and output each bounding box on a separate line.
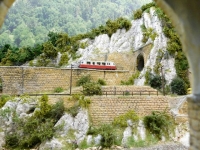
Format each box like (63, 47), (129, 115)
(0, 67), (130, 94)
(89, 95), (170, 126)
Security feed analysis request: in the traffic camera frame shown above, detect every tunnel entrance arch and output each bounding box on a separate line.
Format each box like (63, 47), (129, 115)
(136, 54), (144, 71)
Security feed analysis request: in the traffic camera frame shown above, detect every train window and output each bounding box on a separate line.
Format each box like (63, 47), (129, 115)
(97, 62), (100, 65)
(102, 62), (106, 65)
(93, 62), (95, 65)
(87, 62), (91, 64)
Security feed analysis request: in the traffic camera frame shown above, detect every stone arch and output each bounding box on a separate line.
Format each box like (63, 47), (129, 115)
(136, 53), (144, 71)
(154, 1), (200, 149)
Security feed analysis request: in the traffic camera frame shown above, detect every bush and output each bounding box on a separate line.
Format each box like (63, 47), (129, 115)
(76, 74), (91, 86)
(143, 111), (174, 140)
(149, 75), (162, 89)
(5, 96), (64, 149)
(99, 124), (116, 148)
(97, 79), (106, 85)
(0, 95), (10, 108)
(59, 53), (69, 66)
(133, 9), (142, 20)
(87, 124), (116, 148)
(54, 87), (64, 93)
(83, 82), (102, 96)
(121, 71), (140, 85)
(112, 110), (139, 128)
(170, 77), (187, 95)
(141, 2), (155, 12)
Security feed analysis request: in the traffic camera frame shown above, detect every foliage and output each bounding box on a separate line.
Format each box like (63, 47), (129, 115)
(121, 71), (140, 85)
(170, 77), (187, 95)
(133, 9), (142, 20)
(5, 95), (65, 149)
(78, 96), (91, 109)
(126, 133), (158, 148)
(112, 110), (139, 128)
(1, 0), (151, 47)
(76, 74), (91, 86)
(97, 78), (106, 85)
(143, 110), (174, 140)
(141, 27), (157, 43)
(0, 44), (43, 66)
(66, 104), (80, 117)
(82, 82), (102, 96)
(67, 94), (91, 117)
(154, 5), (190, 89)
(58, 53), (69, 66)
(149, 75), (163, 89)
(0, 95), (10, 108)
(87, 124), (116, 148)
(153, 49), (164, 74)
(54, 87), (64, 93)
(141, 2), (155, 12)
(144, 67), (152, 85)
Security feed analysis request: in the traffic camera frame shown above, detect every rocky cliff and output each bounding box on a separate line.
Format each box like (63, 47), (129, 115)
(69, 7), (176, 85)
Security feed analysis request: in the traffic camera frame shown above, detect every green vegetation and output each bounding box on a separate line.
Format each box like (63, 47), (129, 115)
(76, 75), (103, 96)
(154, 5), (190, 89)
(5, 95), (65, 149)
(133, 2), (155, 20)
(76, 74), (91, 86)
(126, 134), (158, 148)
(149, 75), (162, 89)
(121, 71), (140, 85)
(112, 110), (139, 128)
(97, 78), (106, 85)
(143, 110), (174, 140)
(67, 94), (91, 117)
(87, 124), (117, 148)
(0, 95), (10, 108)
(170, 77), (187, 95)
(1, 0), (151, 47)
(141, 26), (158, 43)
(54, 87), (64, 93)
(83, 82), (102, 96)
(133, 9), (142, 20)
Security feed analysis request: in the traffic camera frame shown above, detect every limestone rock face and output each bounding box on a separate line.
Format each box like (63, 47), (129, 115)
(71, 7), (176, 85)
(39, 108), (89, 149)
(0, 97), (37, 149)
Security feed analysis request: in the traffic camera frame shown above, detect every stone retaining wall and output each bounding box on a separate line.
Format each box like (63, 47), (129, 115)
(0, 66), (130, 94)
(89, 95), (170, 126)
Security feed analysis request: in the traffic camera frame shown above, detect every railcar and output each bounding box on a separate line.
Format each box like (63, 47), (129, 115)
(78, 60), (117, 70)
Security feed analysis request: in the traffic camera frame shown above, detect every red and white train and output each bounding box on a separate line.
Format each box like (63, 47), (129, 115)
(78, 60), (117, 70)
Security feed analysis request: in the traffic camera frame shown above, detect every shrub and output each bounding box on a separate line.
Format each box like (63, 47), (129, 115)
(97, 79), (106, 85)
(76, 74), (91, 86)
(143, 110), (174, 140)
(149, 75), (162, 89)
(99, 124), (116, 148)
(59, 53), (69, 66)
(82, 82), (102, 96)
(47, 100), (65, 121)
(133, 9), (142, 20)
(121, 71), (140, 85)
(170, 77), (187, 95)
(141, 2), (155, 12)
(66, 104), (80, 117)
(5, 96), (64, 149)
(54, 87), (64, 93)
(112, 110), (139, 128)
(0, 95), (10, 108)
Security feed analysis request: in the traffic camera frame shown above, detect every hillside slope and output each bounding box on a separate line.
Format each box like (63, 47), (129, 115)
(70, 7), (176, 86)
(0, 0), (151, 47)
